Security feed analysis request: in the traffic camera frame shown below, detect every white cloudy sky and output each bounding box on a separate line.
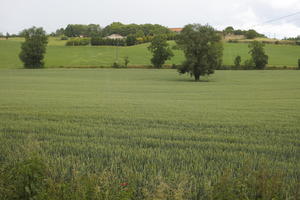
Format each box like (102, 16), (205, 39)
(1, 0), (300, 38)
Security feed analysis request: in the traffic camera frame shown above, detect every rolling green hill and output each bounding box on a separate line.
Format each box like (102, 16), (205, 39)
(0, 38), (299, 69)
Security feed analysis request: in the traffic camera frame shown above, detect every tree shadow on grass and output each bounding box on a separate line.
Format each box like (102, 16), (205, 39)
(167, 77), (214, 83)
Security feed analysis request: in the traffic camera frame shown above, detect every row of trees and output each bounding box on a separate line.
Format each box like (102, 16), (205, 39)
(223, 26), (266, 39)
(51, 22), (174, 38)
(234, 42), (268, 69)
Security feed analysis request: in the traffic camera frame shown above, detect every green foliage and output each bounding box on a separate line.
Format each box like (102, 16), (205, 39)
(102, 22), (172, 37)
(60, 36), (68, 40)
(298, 59), (300, 69)
(65, 38), (90, 46)
(64, 24), (101, 37)
(126, 34), (137, 46)
(248, 41), (269, 69)
(176, 24), (223, 81)
(234, 55), (241, 67)
(244, 58), (255, 69)
(245, 29), (259, 39)
(19, 27), (48, 68)
(0, 157), (48, 200)
(223, 26), (234, 35)
(124, 56), (130, 67)
(148, 35), (174, 68)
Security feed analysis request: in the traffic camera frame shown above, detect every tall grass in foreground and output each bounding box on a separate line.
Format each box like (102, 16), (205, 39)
(1, 155), (299, 200)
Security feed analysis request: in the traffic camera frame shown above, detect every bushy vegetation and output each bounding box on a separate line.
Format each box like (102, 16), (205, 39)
(1, 156), (299, 200)
(19, 27), (48, 68)
(65, 38), (90, 46)
(234, 55), (241, 67)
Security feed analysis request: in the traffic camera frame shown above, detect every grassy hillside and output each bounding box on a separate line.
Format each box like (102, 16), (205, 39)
(0, 38), (300, 68)
(0, 69), (300, 198)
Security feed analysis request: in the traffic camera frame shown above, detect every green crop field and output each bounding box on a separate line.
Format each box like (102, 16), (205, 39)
(1, 38), (300, 69)
(0, 69), (300, 198)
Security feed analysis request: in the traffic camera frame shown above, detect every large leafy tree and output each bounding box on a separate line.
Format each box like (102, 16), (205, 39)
(248, 41), (268, 69)
(176, 24), (223, 81)
(19, 27), (48, 69)
(148, 35), (174, 68)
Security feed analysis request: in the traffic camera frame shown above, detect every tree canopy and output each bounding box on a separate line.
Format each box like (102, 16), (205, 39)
(248, 41), (268, 69)
(19, 27), (48, 68)
(148, 35), (174, 68)
(176, 24), (223, 81)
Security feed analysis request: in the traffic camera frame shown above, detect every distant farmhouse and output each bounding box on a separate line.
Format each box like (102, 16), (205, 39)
(105, 34), (125, 39)
(169, 28), (183, 33)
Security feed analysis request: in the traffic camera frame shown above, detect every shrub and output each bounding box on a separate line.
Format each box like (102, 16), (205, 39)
(60, 36), (68, 40)
(65, 38), (90, 46)
(234, 55), (241, 67)
(124, 56), (130, 68)
(244, 59), (255, 69)
(298, 59), (300, 69)
(112, 62), (121, 68)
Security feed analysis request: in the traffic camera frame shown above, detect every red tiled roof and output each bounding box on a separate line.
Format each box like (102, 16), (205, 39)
(169, 28), (183, 32)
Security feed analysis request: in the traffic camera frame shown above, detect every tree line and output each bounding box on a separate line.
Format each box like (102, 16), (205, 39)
(19, 24), (277, 81)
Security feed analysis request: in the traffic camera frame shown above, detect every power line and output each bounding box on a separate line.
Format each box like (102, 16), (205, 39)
(252, 11), (300, 27)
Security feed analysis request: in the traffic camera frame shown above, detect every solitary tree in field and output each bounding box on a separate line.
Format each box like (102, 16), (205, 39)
(148, 35), (173, 68)
(19, 27), (48, 68)
(176, 24), (223, 81)
(248, 41), (268, 69)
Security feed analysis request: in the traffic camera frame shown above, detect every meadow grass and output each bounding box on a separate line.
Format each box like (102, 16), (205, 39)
(1, 38), (300, 69)
(0, 69), (299, 199)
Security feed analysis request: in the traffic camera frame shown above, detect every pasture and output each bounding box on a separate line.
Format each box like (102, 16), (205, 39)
(0, 38), (300, 69)
(0, 69), (300, 198)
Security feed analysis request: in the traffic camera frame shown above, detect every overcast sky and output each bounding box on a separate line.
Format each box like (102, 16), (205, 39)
(1, 0), (300, 38)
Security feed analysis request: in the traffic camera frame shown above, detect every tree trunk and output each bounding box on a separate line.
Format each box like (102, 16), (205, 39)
(194, 73), (200, 81)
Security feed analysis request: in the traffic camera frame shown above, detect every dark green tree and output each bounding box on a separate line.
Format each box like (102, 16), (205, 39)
(223, 26), (234, 35)
(298, 59), (300, 69)
(176, 24), (223, 81)
(245, 29), (259, 39)
(234, 55), (241, 67)
(19, 27), (48, 68)
(126, 34), (137, 46)
(148, 35), (173, 68)
(248, 41), (268, 69)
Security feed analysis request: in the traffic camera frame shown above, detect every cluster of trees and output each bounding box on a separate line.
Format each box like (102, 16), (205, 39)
(52, 24), (101, 37)
(234, 41), (269, 69)
(223, 26), (265, 39)
(51, 22), (175, 38)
